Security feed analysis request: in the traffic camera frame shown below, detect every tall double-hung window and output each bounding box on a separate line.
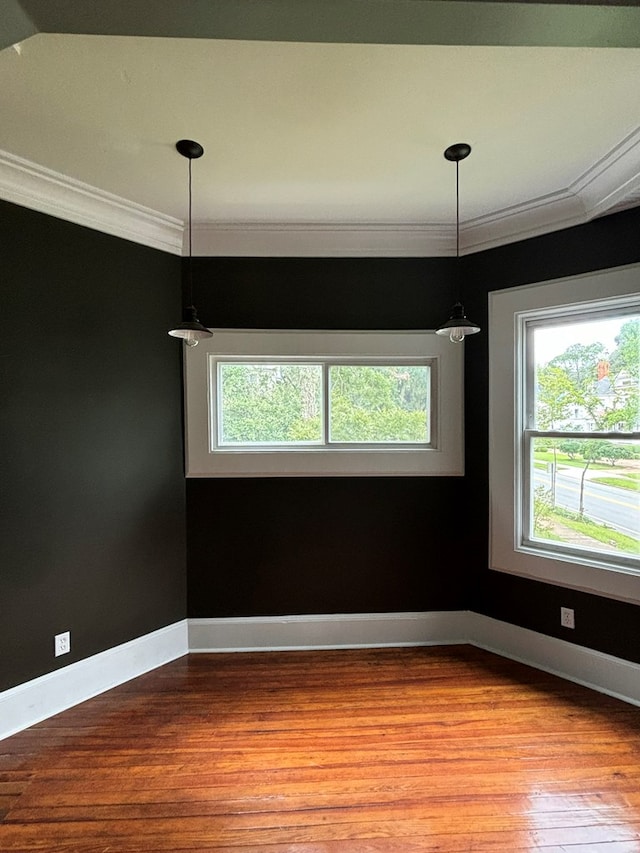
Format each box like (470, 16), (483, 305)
(490, 264), (640, 602)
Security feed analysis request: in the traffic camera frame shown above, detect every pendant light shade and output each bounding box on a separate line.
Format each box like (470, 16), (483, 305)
(435, 301), (480, 344)
(169, 139), (212, 347)
(167, 305), (212, 347)
(436, 143), (481, 343)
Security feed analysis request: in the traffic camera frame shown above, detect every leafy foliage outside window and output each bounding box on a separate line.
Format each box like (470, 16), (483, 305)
(218, 362), (430, 446)
(329, 366), (428, 443)
(536, 319), (639, 433)
(219, 364), (322, 444)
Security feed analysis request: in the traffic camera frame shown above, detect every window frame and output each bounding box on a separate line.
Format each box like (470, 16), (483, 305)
(215, 360), (326, 448)
(489, 263), (640, 604)
(326, 362), (433, 446)
(520, 307), (639, 569)
(213, 358), (434, 450)
(183, 329), (464, 478)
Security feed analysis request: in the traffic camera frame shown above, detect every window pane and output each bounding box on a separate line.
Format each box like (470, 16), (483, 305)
(329, 365), (429, 443)
(530, 436), (640, 559)
(533, 314), (640, 432)
(218, 363), (322, 445)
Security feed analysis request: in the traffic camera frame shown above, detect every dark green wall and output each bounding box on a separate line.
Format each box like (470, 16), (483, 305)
(185, 218), (640, 664)
(186, 257), (472, 617)
(12, 0), (640, 49)
(2, 197), (639, 695)
(0, 200), (186, 692)
(465, 207), (640, 664)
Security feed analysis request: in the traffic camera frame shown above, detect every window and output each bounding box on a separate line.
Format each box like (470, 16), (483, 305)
(184, 330), (464, 477)
(490, 264), (640, 603)
(215, 361), (431, 448)
(524, 309), (639, 563)
(217, 363), (325, 446)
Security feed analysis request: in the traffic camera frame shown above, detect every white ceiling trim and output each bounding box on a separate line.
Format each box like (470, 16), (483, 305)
(190, 221), (453, 258)
(574, 126), (640, 221)
(463, 124), (640, 254)
(0, 149), (183, 255)
(1, 126), (638, 258)
(457, 189), (585, 255)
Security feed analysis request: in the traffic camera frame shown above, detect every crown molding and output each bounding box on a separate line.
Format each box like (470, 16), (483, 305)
(574, 125), (640, 221)
(191, 220), (453, 257)
(463, 188), (587, 254)
(0, 149), (183, 254)
(463, 125), (640, 254)
(0, 127), (639, 258)
(191, 121), (640, 256)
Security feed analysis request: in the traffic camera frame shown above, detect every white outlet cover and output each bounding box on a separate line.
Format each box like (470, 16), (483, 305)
(54, 631), (71, 656)
(560, 607), (575, 629)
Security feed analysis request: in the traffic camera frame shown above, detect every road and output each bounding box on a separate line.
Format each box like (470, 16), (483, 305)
(534, 467), (639, 538)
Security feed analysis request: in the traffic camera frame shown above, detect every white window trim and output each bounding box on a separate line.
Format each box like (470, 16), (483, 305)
(214, 359), (434, 449)
(489, 262), (640, 604)
(184, 329), (464, 477)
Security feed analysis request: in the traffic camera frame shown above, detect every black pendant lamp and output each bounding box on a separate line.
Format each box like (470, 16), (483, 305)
(168, 139), (212, 347)
(436, 143), (481, 344)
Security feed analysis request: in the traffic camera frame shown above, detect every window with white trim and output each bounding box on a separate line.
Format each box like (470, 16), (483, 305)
(490, 264), (640, 603)
(215, 361), (432, 448)
(183, 330), (464, 477)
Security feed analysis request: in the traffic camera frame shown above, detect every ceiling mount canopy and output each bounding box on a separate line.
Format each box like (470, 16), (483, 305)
(444, 142), (471, 164)
(436, 142), (481, 344)
(175, 139), (204, 160)
(168, 138), (212, 347)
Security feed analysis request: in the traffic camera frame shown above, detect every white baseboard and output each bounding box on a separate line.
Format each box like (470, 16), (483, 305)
(468, 613), (640, 708)
(189, 611), (640, 708)
(188, 611), (469, 652)
(0, 620), (188, 741)
(3, 612), (638, 741)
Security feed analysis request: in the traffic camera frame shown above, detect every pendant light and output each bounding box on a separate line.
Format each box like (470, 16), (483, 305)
(436, 142), (481, 344)
(168, 139), (212, 347)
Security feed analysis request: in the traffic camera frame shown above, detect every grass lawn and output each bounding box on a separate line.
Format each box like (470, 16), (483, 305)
(590, 475), (640, 492)
(540, 508), (639, 555)
(534, 451), (612, 471)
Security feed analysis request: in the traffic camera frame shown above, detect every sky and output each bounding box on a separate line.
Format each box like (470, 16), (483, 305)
(533, 316), (634, 366)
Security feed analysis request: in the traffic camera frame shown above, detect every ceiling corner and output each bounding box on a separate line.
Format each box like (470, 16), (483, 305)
(0, 0), (37, 52)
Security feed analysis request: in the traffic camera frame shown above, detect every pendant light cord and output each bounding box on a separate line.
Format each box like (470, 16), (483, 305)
(455, 159), (460, 261)
(170, 139), (208, 341)
(455, 158), (461, 304)
(188, 156), (194, 310)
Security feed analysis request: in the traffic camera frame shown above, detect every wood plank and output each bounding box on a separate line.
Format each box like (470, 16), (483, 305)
(1, 646), (639, 851)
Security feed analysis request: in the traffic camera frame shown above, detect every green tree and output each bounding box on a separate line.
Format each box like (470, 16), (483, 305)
(220, 364), (321, 443)
(578, 439), (609, 517)
(536, 364), (576, 503)
(219, 363), (430, 445)
(536, 364), (574, 429)
(330, 366), (428, 442)
(549, 343), (607, 428)
(600, 442), (635, 467)
(558, 438), (581, 459)
(609, 319), (639, 379)
(605, 319), (640, 431)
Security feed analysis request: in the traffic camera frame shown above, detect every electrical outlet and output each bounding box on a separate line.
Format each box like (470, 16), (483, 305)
(54, 631), (71, 657)
(560, 607), (575, 629)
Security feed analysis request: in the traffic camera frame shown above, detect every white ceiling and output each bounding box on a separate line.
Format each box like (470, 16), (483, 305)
(1, 32), (640, 255)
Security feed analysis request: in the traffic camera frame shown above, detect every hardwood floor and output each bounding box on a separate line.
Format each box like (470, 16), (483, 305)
(1, 645), (639, 851)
